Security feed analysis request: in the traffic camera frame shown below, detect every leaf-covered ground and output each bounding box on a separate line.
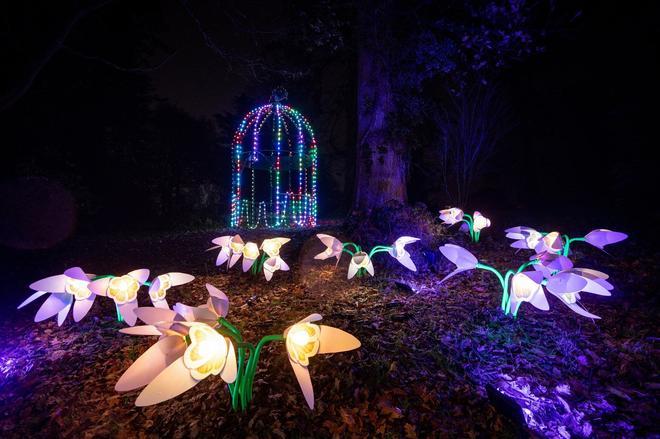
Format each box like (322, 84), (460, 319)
(0, 227), (657, 438)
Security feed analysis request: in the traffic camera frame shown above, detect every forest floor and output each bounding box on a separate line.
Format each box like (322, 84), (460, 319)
(0, 225), (658, 438)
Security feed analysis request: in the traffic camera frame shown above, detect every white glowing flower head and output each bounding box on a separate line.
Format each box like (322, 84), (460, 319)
(108, 275), (140, 304)
(439, 207), (464, 225)
(183, 323), (229, 381)
(348, 251), (374, 279)
(472, 211), (491, 232)
(260, 237), (290, 258)
(65, 277), (92, 301)
(286, 322), (321, 367)
(149, 274), (171, 301)
(388, 236), (420, 271)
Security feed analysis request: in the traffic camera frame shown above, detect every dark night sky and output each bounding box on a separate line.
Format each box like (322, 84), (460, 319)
(1, 0), (658, 249)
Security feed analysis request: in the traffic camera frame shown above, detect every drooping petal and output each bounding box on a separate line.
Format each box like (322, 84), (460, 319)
(439, 244), (478, 270)
(546, 273), (589, 295)
(216, 247), (230, 266)
(56, 295), (74, 326)
(87, 277), (111, 296)
(167, 272), (195, 286)
(394, 251), (417, 271)
(289, 358), (315, 409)
(584, 229), (628, 250)
(17, 290), (48, 309)
(115, 335), (187, 391)
(242, 257), (256, 272)
(205, 284), (229, 317)
(220, 339), (237, 383)
(365, 259), (375, 276)
(347, 260), (359, 279)
(119, 301), (139, 326)
(172, 303), (217, 323)
(318, 326), (361, 353)
(152, 298), (169, 309)
(279, 258), (290, 271)
(135, 307), (180, 326)
(211, 235), (231, 247)
(29, 274), (66, 293)
(228, 252), (242, 268)
(135, 357), (199, 406)
(528, 289), (550, 311)
(297, 313), (323, 324)
(127, 269), (150, 285)
(264, 269), (273, 281)
(562, 301), (601, 319)
(63, 267), (89, 281)
(120, 325), (163, 336)
(73, 295), (96, 322)
(35, 293), (70, 322)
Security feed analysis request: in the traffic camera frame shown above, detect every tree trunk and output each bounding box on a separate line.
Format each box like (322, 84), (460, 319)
(353, 3), (407, 211)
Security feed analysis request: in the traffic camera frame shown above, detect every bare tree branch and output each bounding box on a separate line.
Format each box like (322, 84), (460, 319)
(62, 45), (178, 72)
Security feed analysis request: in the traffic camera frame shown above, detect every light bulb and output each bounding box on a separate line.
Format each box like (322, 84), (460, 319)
(291, 329), (310, 346)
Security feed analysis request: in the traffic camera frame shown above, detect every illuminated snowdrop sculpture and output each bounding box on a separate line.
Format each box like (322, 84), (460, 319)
(314, 234), (420, 279)
(505, 226), (628, 256)
(19, 268), (194, 326)
(439, 208), (491, 242)
(116, 284), (360, 410)
(438, 243), (616, 319)
(18, 267), (96, 326)
(230, 89), (318, 228)
(209, 234), (291, 280)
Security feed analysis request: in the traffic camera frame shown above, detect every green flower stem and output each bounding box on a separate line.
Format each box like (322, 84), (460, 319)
(342, 248), (355, 257)
(475, 263), (506, 289)
(343, 242), (360, 252)
(516, 259), (539, 273)
(90, 274), (114, 281)
(461, 215), (475, 242)
(502, 270), (514, 313)
(562, 236), (586, 256)
(219, 317), (241, 339)
(244, 334), (284, 403)
(368, 246), (392, 258)
(115, 304), (123, 322)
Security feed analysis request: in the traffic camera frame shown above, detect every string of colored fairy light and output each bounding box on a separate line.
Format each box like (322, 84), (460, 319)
(229, 99), (317, 228)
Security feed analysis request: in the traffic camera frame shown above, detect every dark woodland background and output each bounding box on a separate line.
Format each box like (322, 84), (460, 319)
(1, 0), (657, 250)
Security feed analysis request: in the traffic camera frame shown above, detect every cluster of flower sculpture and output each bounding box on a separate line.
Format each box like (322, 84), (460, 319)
(313, 234), (420, 278)
(209, 234), (291, 280)
(16, 212), (627, 411)
(439, 207), (491, 242)
(18, 268), (194, 326)
(439, 227), (627, 318)
(116, 284), (360, 409)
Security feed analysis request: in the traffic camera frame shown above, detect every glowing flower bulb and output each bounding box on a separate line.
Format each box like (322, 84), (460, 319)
(108, 275), (140, 304)
(260, 237), (290, 258)
(147, 272), (194, 309)
(439, 208), (464, 225)
(314, 234), (343, 263)
(88, 269), (150, 326)
(241, 242), (260, 272)
(263, 256), (289, 281)
(348, 251), (374, 279)
(388, 236), (420, 271)
(65, 278), (92, 301)
(505, 226), (543, 250)
(183, 324), (229, 380)
(472, 211), (491, 232)
(284, 314), (360, 409)
(19, 266), (97, 325)
(535, 231), (564, 254)
(507, 271), (549, 316)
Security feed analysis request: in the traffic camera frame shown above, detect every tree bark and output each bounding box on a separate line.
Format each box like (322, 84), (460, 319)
(353, 2), (407, 212)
